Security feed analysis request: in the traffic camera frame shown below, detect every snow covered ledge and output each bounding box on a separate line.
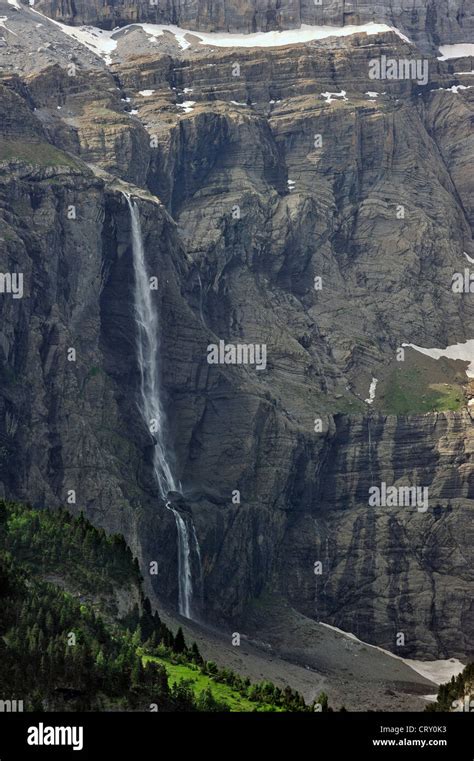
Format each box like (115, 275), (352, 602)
(25, 7), (412, 65)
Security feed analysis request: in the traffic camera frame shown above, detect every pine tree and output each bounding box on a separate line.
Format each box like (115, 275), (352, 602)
(173, 627), (186, 654)
(131, 657), (144, 687)
(191, 642), (202, 664)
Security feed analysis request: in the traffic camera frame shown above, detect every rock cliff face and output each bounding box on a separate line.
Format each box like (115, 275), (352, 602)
(280, 411), (474, 658)
(0, 2), (473, 662)
(34, 0), (474, 50)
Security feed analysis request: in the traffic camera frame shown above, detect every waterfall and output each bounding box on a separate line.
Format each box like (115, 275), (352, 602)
(367, 417), (374, 486)
(169, 506), (194, 620)
(127, 195), (176, 497)
(125, 193), (201, 619)
(197, 271), (206, 329)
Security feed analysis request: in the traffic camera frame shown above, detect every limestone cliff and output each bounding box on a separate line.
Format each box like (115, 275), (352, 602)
(0, 1), (473, 663)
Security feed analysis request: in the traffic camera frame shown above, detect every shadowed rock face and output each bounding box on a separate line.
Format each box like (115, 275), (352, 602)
(279, 412), (474, 659)
(0, 4), (473, 661)
(34, 0), (474, 50)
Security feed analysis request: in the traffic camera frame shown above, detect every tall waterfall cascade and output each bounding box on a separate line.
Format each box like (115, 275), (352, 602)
(125, 193), (201, 620)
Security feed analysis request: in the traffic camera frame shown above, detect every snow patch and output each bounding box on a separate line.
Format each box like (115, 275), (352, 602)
(405, 659), (466, 685)
(27, 10), (413, 57)
(181, 22), (410, 48)
(230, 100), (247, 106)
(464, 252), (474, 264)
(30, 9), (118, 64)
(319, 622), (464, 685)
(434, 84), (473, 94)
(139, 23), (191, 50)
(402, 340), (474, 378)
(0, 16), (17, 35)
(138, 90), (155, 97)
(56, 25), (116, 65)
(365, 377), (378, 404)
(133, 21), (409, 50)
(177, 100), (195, 113)
(321, 89), (347, 104)
(438, 44), (474, 60)
(366, 91), (379, 98)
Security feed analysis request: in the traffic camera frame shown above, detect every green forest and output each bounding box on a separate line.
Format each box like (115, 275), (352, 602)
(0, 500), (329, 712)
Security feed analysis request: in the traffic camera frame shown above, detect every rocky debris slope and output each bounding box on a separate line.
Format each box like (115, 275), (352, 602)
(163, 600), (440, 711)
(0, 1), (473, 665)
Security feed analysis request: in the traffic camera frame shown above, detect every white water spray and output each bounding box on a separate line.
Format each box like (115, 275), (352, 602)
(170, 507), (194, 619)
(125, 193), (200, 619)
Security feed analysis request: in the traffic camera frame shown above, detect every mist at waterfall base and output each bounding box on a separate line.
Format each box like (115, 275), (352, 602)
(125, 194), (202, 621)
